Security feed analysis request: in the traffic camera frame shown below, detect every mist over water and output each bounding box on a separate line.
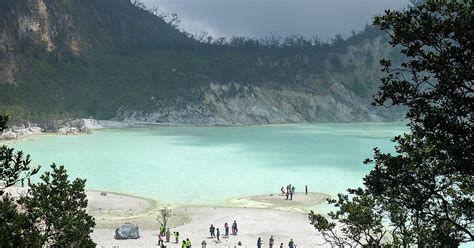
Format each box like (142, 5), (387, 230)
(12, 123), (406, 205)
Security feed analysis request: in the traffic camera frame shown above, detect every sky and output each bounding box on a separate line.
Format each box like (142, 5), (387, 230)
(141, 0), (409, 42)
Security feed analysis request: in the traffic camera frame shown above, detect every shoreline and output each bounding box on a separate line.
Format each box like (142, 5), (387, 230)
(87, 190), (330, 247)
(1, 118), (406, 146)
(5, 187), (330, 247)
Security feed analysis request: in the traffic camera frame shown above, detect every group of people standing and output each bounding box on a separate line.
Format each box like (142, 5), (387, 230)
(281, 184), (295, 200)
(207, 220), (238, 244)
(280, 184), (308, 201)
(157, 224), (191, 248)
(257, 236), (297, 248)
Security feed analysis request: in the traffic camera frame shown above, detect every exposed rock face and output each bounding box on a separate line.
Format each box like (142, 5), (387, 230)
(37, 118), (103, 133)
(0, 118), (107, 141)
(115, 82), (402, 125)
(111, 36), (405, 125)
(0, 0), (85, 84)
(0, 0), (404, 124)
(0, 124), (42, 140)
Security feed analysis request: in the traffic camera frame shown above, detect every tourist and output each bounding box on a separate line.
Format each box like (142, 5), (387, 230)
(291, 186), (295, 195)
(201, 240), (207, 248)
(232, 220), (237, 235)
(288, 239), (295, 248)
(216, 228), (220, 241)
(182, 240), (187, 248)
(158, 235), (163, 246)
(269, 235), (275, 248)
(286, 190), (289, 200)
(232, 220), (238, 235)
(289, 189), (293, 200)
(257, 237), (263, 248)
(224, 222), (229, 238)
(175, 231), (180, 243)
(165, 228), (170, 242)
(305, 185), (308, 195)
(186, 238), (192, 248)
(279, 242), (284, 248)
(281, 186), (285, 195)
(160, 224), (165, 236)
(210, 224), (215, 238)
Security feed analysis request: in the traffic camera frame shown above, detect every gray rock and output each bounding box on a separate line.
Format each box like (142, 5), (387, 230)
(114, 223), (140, 239)
(1, 130), (17, 140)
(114, 82), (405, 125)
(0, 123), (42, 140)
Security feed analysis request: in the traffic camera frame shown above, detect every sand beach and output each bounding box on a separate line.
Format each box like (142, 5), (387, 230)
(88, 191), (329, 247)
(5, 187), (330, 247)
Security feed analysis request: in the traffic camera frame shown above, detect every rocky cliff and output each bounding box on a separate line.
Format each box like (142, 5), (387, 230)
(116, 81), (396, 125)
(0, 0), (404, 125)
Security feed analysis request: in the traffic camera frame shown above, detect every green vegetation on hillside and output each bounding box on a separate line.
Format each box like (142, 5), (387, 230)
(0, 0), (394, 123)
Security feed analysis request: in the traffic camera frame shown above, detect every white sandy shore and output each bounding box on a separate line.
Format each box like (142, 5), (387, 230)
(5, 188), (330, 247)
(92, 207), (328, 248)
(89, 191), (330, 247)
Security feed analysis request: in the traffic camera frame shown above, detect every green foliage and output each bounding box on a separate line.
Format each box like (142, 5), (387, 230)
(370, 0), (473, 244)
(311, 0), (473, 246)
(0, 147), (40, 195)
(0, 115), (96, 247)
(0, 114), (7, 131)
(0, 115), (40, 195)
(0, 196), (42, 247)
(16, 164), (96, 247)
(0, 0), (388, 121)
(309, 188), (387, 247)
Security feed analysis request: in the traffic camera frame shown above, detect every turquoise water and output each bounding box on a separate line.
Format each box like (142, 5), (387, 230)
(11, 122), (406, 205)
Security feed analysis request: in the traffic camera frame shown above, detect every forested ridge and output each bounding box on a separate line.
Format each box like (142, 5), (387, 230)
(0, 0), (401, 123)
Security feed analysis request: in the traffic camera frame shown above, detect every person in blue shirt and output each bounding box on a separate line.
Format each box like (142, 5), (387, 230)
(288, 239), (295, 248)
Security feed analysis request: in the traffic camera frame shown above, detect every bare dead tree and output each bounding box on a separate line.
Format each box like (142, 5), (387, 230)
(195, 30), (209, 42)
(167, 13), (181, 28)
(130, 0), (146, 10)
(156, 206), (172, 229)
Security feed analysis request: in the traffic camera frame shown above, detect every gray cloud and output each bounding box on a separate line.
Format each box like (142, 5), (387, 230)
(142, 0), (409, 41)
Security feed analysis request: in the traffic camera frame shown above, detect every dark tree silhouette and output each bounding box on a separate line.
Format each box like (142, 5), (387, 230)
(0, 115), (96, 247)
(310, 1), (473, 246)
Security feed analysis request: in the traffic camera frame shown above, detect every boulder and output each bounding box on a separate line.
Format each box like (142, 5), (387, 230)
(1, 130), (17, 140)
(114, 223), (140, 239)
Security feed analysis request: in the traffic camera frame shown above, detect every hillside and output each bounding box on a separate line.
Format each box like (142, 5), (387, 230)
(0, 0), (404, 124)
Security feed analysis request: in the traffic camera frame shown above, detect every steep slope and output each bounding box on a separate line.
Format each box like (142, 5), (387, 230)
(0, 0), (403, 124)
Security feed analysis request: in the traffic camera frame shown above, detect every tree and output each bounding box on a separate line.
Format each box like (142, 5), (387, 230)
(0, 148), (40, 195)
(0, 196), (43, 247)
(370, 0), (473, 244)
(0, 113), (42, 246)
(0, 115), (96, 247)
(167, 13), (181, 29)
(156, 206), (172, 229)
(310, 0), (473, 246)
(16, 164), (96, 247)
(130, 0), (146, 10)
(0, 115), (40, 195)
(0, 115), (7, 131)
(195, 30), (209, 42)
(309, 188), (387, 247)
